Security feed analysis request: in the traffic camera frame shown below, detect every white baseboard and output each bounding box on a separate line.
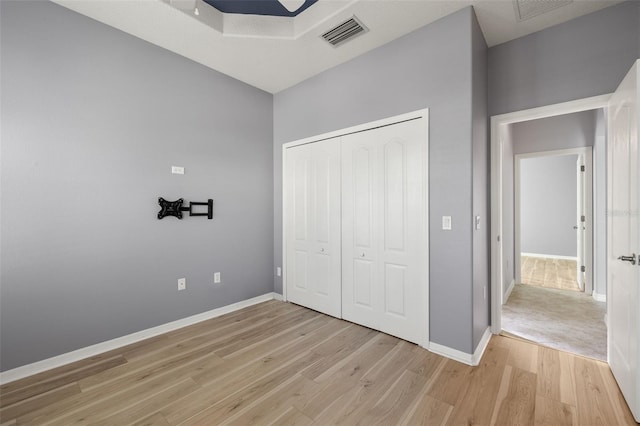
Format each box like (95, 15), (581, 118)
(429, 327), (492, 367)
(0, 292), (281, 385)
(471, 327), (492, 366)
(592, 292), (606, 302)
(504, 279), (515, 304)
(521, 253), (577, 261)
(273, 292), (284, 301)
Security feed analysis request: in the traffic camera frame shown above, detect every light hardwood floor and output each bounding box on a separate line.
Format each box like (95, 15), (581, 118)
(521, 256), (579, 291)
(0, 300), (636, 425)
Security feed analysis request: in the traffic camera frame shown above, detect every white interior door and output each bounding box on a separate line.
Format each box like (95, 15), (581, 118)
(576, 154), (586, 290)
(285, 138), (341, 318)
(608, 60), (640, 422)
(341, 118), (428, 345)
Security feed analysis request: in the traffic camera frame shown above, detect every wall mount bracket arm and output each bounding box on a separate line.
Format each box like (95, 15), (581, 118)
(157, 198), (213, 220)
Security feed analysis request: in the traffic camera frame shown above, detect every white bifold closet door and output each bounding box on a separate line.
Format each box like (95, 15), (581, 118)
(285, 137), (342, 318)
(341, 119), (428, 345)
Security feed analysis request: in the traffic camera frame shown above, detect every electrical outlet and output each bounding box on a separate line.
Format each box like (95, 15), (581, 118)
(178, 278), (186, 291)
(276, 267), (281, 277)
(214, 272), (221, 284)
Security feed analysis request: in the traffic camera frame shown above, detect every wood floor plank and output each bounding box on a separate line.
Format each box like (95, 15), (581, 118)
(557, 350), (578, 407)
(190, 318), (349, 387)
(491, 365), (537, 425)
(402, 394), (453, 426)
(445, 341), (509, 425)
(574, 356), (635, 425)
(426, 359), (474, 406)
(131, 412), (171, 426)
(0, 350), (135, 395)
(57, 378), (199, 425)
(160, 320), (348, 425)
(91, 378), (201, 425)
(0, 304), (634, 426)
(301, 326), (379, 381)
(505, 334), (539, 374)
(0, 355), (127, 408)
(533, 395), (576, 426)
(537, 345), (562, 401)
(177, 351), (325, 425)
(358, 369), (429, 425)
(596, 362), (638, 425)
(0, 383), (80, 421)
(267, 406), (314, 426)
(297, 334), (399, 421)
(311, 340), (420, 425)
(122, 301), (297, 362)
(222, 374), (320, 425)
(15, 352), (220, 425)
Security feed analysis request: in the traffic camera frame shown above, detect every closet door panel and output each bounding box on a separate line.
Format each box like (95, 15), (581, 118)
(285, 138), (341, 318)
(342, 119), (426, 344)
(384, 263), (407, 317)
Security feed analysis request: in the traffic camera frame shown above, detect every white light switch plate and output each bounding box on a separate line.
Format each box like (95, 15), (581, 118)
(442, 216), (452, 230)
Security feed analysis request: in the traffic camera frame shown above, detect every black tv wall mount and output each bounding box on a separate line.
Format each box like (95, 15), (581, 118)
(157, 197), (213, 220)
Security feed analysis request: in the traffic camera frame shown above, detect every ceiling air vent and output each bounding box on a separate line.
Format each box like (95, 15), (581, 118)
(321, 16), (368, 47)
(513, 0), (572, 22)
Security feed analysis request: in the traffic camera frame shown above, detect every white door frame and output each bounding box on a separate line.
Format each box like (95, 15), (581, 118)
(490, 95), (610, 334)
(514, 147), (593, 294)
(282, 108), (430, 348)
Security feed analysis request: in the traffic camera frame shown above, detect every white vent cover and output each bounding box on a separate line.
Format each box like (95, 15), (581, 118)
(321, 16), (368, 47)
(513, 0), (573, 21)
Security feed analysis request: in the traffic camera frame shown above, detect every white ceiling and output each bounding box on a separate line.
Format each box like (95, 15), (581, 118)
(53, 0), (623, 94)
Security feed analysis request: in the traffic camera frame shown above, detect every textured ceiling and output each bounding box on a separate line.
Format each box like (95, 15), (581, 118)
(52, 0), (623, 94)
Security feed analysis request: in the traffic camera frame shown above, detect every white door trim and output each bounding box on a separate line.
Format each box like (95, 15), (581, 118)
(513, 147), (593, 294)
(282, 108), (430, 348)
(490, 94), (610, 334)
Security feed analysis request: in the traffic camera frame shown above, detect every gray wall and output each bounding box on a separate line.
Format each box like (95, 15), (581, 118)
(520, 155), (578, 257)
(471, 13), (489, 349)
(512, 110), (596, 155)
(274, 7), (484, 354)
(0, 0), (274, 371)
(489, 0), (640, 116)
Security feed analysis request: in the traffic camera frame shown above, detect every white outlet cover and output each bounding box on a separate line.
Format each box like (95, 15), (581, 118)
(214, 272), (221, 283)
(171, 166), (185, 175)
(178, 278), (186, 290)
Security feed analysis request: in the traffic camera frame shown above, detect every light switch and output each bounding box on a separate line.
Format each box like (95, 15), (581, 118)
(442, 216), (452, 230)
(475, 216), (481, 230)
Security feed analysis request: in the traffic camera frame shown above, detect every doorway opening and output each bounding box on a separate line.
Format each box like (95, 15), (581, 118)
(490, 96), (609, 361)
(504, 146), (607, 360)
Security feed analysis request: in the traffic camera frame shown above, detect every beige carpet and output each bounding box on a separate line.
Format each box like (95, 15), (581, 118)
(502, 284), (607, 361)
